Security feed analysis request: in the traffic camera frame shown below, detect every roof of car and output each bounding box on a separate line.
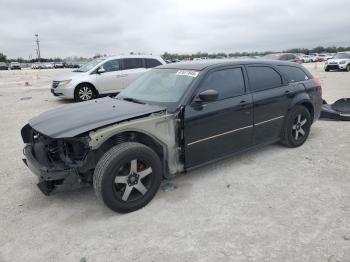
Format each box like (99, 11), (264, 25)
(158, 59), (301, 71)
(103, 55), (163, 60)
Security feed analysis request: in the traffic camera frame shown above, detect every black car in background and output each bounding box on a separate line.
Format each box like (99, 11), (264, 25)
(21, 60), (322, 213)
(0, 62), (8, 70)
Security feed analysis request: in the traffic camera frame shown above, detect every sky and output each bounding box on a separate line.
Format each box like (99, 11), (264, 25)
(0, 0), (349, 59)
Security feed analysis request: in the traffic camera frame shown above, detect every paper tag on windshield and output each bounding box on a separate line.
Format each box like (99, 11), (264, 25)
(176, 70), (199, 78)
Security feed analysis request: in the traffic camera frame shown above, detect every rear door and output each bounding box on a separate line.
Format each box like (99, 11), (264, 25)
(246, 65), (296, 144)
(184, 66), (254, 168)
(121, 58), (148, 87)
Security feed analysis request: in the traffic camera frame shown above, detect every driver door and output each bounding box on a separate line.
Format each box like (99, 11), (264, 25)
(95, 59), (125, 93)
(184, 66), (254, 168)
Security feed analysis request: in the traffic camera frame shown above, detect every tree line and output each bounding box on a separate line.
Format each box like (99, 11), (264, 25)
(1, 46), (350, 63)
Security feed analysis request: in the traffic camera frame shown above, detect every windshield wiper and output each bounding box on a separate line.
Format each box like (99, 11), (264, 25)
(122, 97), (145, 104)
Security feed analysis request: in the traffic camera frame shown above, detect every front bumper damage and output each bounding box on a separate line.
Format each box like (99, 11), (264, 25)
(21, 124), (93, 195)
(320, 98), (350, 121)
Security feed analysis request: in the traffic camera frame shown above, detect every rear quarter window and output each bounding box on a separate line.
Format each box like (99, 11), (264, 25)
(277, 65), (309, 83)
(247, 66), (282, 92)
(145, 59), (162, 68)
(123, 58), (144, 70)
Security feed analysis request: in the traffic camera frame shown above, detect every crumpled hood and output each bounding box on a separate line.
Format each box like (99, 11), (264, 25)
(29, 97), (166, 138)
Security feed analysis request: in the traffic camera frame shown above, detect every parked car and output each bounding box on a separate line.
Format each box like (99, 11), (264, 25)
(31, 62), (45, 69)
(44, 63), (54, 69)
(10, 62), (21, 70)
(263, 53), (302, 63)
(301, 55), (313, 63)
(324, 52), (350, 71)
(21, 60), (322, 213)
(0, 62), (8, 70)
(51, 55), (166, 102)
(53, 62), (64, 68)
(316, 53), (332, 62)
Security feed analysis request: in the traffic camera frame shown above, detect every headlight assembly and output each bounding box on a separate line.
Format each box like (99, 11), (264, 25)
(58, 79), (72, 86)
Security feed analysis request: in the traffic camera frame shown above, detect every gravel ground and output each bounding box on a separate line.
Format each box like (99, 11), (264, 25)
(0, 64), (349, 262)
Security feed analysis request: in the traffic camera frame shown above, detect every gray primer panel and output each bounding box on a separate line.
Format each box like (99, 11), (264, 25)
(89, 112), (184, 176)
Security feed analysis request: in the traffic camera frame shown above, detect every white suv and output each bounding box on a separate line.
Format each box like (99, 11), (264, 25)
(325, 52), (350, 72)
(51, 55), (165, 101)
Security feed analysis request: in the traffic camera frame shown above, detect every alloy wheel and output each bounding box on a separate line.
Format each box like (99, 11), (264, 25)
(114, 159), (153, 202)
(78, 86), (93, 101)
(292, 114), (308, 141)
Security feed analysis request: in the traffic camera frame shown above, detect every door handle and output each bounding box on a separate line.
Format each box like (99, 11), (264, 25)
(117, 74), (128, 78)
(239, 100), (248, 107)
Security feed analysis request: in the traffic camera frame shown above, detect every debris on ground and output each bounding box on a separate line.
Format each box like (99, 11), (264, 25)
(20, 97), (32, 101)
(343, 232), (350, 240)
(161, 183), (177, 192)
(321, 98), (350, 121)
(80, 257), (87, 262)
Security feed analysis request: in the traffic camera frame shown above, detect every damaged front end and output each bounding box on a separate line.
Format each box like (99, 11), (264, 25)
(21, 124), (92, 195)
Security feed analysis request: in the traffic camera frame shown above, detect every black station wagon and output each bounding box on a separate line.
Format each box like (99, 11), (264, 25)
(21, 60), (323, 212)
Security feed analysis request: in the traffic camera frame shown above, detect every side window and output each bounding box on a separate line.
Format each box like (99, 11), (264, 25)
(199, 68), (245, 100)
(280, 54), (288, 60)
(123, 58), (144, 70)
(101, 59), (120, 72)
(277, 65), (309, 83)
(145, 59), (162, 68)
(247, 66), (282, 91)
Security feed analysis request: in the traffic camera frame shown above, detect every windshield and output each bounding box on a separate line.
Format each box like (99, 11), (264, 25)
(118, 69), (198, 106)
(75, 59), (105, 72)
(333, 53), (350, 59)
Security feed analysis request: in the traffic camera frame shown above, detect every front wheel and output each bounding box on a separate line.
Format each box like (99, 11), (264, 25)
(93, 142), (162, 213)
(280, 106), (311, 148)
(74, 84), (96, 102)
(346, 65), (350, 72)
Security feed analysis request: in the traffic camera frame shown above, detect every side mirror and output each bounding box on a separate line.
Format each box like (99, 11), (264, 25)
(197, 89), (218, 102)
(97, 68), (106, 74)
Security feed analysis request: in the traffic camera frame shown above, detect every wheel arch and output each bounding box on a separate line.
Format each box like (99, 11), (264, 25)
(96, 130), (169, 177)
(75, 82), (99, 96)
(289, 93), (315, 123)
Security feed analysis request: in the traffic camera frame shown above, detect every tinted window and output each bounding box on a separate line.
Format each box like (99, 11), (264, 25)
(287, 54), (296, 60)
(101, 59), (120, 72)
(278, 65), (309, 82)
(123, 58), (144, 69)
(145, 59), (162, 68)
(280, 54), (289, 60)
(199, 68), (245, 100)
(247, 66), (282, 91)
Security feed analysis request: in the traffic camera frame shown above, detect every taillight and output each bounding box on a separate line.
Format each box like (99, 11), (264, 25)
(314, 78), (322, 97)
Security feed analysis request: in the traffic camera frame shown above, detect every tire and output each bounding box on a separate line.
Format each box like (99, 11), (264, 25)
(346, 65), (350, 72)
(93, 142), (162, 213)
(280, 105), (312, 148)
(74, 84), (96, 102)
(325, 68), (330, 72)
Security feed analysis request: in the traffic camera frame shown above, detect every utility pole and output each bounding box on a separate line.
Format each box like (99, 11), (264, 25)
(35, 34), (41, 62)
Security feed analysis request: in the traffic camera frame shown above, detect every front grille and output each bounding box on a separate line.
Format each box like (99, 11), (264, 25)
(52, 81), (59, 88)
(327, 65), (339, 70)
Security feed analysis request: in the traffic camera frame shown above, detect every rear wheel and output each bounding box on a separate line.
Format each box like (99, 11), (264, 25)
(280, 105), (311, 148)
(325, 68), (330, 72)
(93, 142), (162, 213)
(74, 84), (96, 102)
